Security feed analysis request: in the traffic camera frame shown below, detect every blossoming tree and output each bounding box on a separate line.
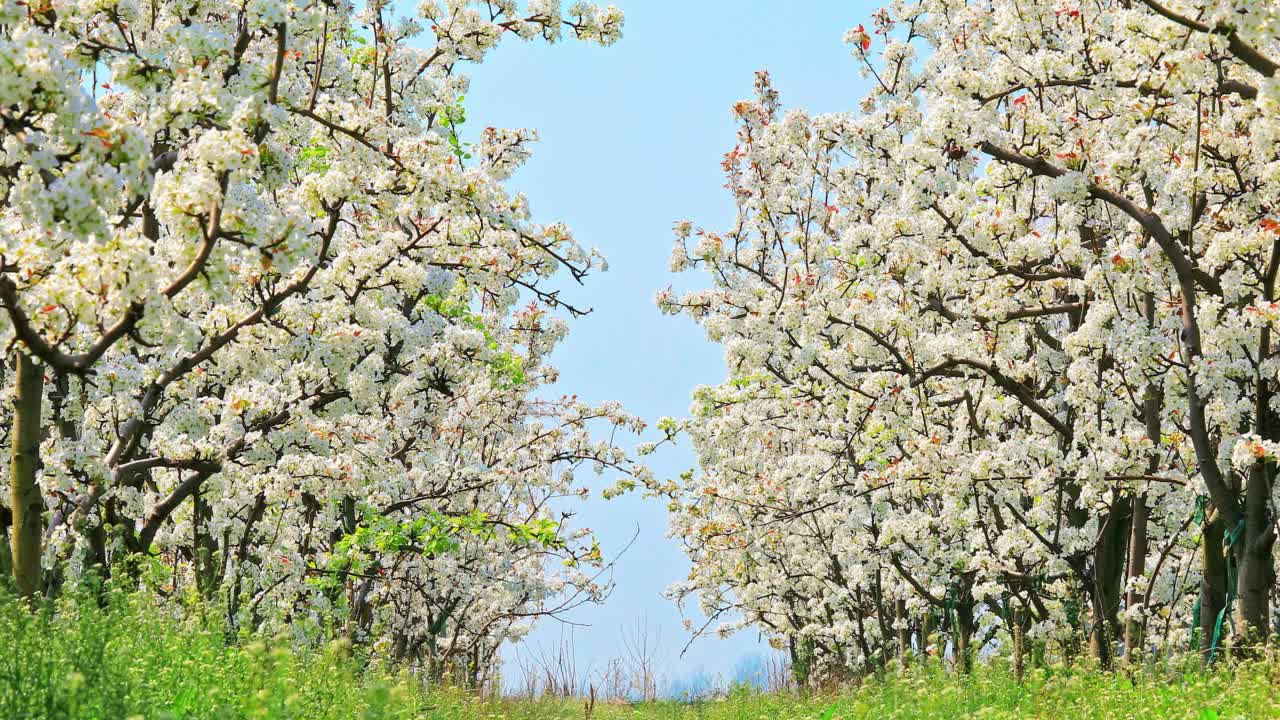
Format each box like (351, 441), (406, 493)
(0, 0), (638, 682)
(663, 0), (1280, 677)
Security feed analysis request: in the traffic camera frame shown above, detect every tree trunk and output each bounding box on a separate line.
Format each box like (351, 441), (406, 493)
(921, 611), (934, 660)
(1199, 514), (1226, 663)
(954, 600), (974, 674)
(789, 635), (815, 686)
(1235, 460), (1274, 651)
(1012, 603), (1026, 682)
(193, 489), (220, 600)
(43, 372), (79, 599)
(1127, 335), (1160, 665)
(1031, 637), (1046, 669)
(9, 351), (44, 600)
(1236, 328), (1277, 649)
(225, 493), (267, 635)
(1123, 492), (1148, 663)
(1091, 498), (1131, 668)
(1061, 589), (1084, 666)
(895, 598), (909, 668)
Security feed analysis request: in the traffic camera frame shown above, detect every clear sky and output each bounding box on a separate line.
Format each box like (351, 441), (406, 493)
(459, 0), (878, 689)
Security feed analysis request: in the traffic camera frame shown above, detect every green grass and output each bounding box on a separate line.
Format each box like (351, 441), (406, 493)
(2, 592), (1278, 719)
(432, 664), (1280, 720)
(0, 591), (425, 719)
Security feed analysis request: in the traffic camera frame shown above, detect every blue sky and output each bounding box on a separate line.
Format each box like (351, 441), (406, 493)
(460, 1), (878, 687)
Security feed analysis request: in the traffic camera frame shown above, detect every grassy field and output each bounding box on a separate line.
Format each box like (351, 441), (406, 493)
(3, 592), (1278, 719)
